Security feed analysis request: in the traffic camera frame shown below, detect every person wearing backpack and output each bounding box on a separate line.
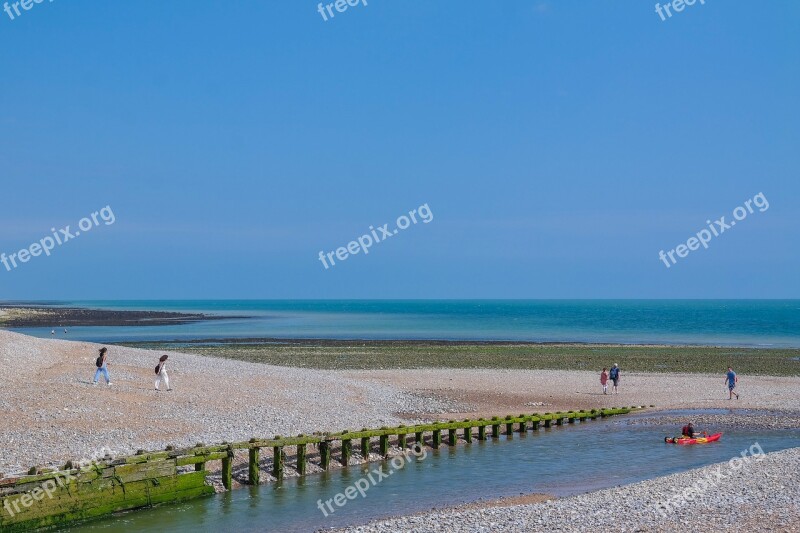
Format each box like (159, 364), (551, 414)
(609, 363), (620, 394)
(92, 347), (112, 386)
(155, 354), (171, 391)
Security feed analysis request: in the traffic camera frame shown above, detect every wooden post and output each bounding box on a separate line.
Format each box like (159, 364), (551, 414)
(448, 428), (457, 446)
(432, 429), (441, 448)
(361, 437), (370, 458)
(415, 431), (423, 444)
(248, 447), (260, 485)
(492, 424), (500, 438)
(478, 425), (486, 440)
(463, 427), (472, 443)
(273, 447), (284, 478)
(506, 422), (514, 435)
(556, 417), (564, 426)
(296, 444), (307, 475)
(532, 420), (540, 430)
(320, 441), (331, 469)
(222, 448), (233, 490)
(544, 419), (551, 428)
(398, 433), (407, 450)
(518, 420), (527, 433)
(379, 435), (389, 457)
(341, 439), (352, 465)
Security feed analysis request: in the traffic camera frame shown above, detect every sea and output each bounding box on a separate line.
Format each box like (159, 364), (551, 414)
(7, 300), (800, 347)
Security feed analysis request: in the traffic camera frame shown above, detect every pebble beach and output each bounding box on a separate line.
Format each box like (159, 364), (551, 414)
(1, 329), (798, 530)
(0, 330), (450, 475)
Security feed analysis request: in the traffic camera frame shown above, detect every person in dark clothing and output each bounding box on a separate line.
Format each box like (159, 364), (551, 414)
(92, 347), (112, 386)
(609, 364), (621, 394)
(681, 422), (704, 438)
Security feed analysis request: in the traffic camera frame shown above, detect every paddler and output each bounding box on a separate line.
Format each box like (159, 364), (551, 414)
(681, 422), (704, 438)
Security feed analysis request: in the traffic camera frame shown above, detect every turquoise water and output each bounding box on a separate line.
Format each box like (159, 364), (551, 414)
(65, 411), (800, 532)
(9, 300), (800, 347)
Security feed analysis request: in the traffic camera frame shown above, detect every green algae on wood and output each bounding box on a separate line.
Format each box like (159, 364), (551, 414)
(296, 445), (307, 475)
(340, 440), (352, 466)
(273, 447), (284, 478)
(361, 437), (370, 458)
(248, 447), (260, 485)
(319, 441), (331, 469)
(221, 448), (233, 490)
(379, 435), (389, 457)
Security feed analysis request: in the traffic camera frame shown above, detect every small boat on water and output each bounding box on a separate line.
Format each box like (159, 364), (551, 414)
(665, 433), (723, 445)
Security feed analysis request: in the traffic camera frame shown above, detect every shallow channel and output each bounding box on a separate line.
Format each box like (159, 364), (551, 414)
(66, 411), (799, 532)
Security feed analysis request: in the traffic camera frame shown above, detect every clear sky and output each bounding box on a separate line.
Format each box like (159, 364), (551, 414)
(1, 0), (798, 299)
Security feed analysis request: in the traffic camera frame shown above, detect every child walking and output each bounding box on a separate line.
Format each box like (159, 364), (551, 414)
(93, 347), (112, 386)
(600, 368), (609, 394)
(155, 355), (171, 391)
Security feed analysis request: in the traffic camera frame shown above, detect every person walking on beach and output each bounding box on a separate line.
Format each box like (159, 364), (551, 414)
(609, 363), (620, 394)
(155, 355), (171, 391)
(93, 347), (112, 386)
(725, 367), (739, 400)
(600, 368), (609, 394)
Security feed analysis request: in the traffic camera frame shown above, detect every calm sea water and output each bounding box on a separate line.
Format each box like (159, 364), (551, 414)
(9, 300), (800, 347)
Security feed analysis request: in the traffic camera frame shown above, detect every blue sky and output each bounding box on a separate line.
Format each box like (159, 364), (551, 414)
(1, 0), (798, 299)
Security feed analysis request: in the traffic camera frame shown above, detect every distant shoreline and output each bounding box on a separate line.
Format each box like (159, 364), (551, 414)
(3, 300), (799, 349)
(0, 305), (249, 327)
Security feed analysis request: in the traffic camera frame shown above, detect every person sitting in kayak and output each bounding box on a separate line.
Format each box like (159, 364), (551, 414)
(681, 423), (702, 438)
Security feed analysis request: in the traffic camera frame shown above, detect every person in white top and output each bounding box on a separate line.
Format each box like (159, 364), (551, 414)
(155, 355), (171, 391)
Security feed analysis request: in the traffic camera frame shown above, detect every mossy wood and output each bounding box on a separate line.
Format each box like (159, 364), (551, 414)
(273, 447), (284, 478)
(319, 441), (331, 469)
(248, 447), (260, 485)
(296, 445), (307, 475)
(341, 440), (352, 466)
(360, 437), (370, 458)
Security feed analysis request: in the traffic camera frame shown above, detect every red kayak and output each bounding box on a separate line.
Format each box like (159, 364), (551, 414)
(665, 432), (722, 444)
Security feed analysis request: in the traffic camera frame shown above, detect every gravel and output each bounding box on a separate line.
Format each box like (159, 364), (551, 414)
(337, 446), (800, 532)
(626, 411), (800, 431)
(2, 329), (799, 533)
(0, 330), (451, 476)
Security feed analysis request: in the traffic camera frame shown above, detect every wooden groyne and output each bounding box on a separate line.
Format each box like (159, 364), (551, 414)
(0, 406), (648, 531)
